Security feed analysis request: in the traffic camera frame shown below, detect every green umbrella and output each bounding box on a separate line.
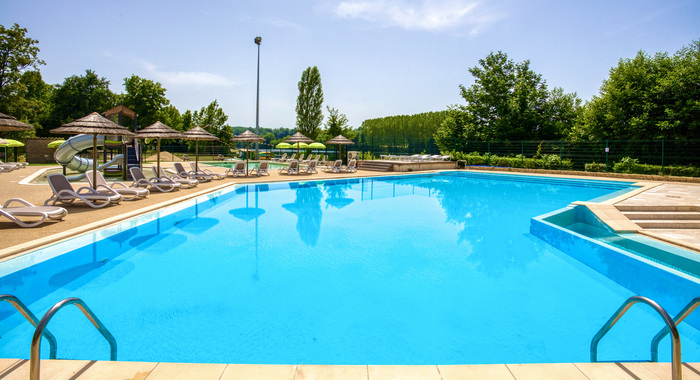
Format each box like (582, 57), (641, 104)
(0, 139), (24, 148)
(0, 139), (25, 162)
(47, 140), (66, 149)
(276, 142), (292, 149)
(290, 142), (308, 149)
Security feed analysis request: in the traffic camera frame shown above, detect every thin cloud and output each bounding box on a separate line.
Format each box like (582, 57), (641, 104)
(138, 60), (240, 87)
(333, 0), (495, 32)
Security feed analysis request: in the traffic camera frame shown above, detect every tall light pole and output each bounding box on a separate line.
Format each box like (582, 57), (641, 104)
(254, 36), (261, 160)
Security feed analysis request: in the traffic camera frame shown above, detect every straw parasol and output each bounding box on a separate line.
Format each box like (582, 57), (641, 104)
(232, 130), (265, 176)
(0, 112), (34, 131)
(325, 134), (354, 163)
(183, 126), (219, 172)
(134, 121), (185, 177)
(50, 112), (135, 190)
(283, 132), (314, 158)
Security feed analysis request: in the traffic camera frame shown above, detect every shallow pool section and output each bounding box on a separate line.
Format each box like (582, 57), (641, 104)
(2, 172), (700, 365)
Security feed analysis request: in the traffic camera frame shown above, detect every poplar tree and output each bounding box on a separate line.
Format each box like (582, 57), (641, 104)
(295, 66), (324, 140)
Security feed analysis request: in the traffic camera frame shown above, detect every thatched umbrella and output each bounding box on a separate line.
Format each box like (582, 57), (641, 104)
(183, 126), (219, 172)
(0, 112), (34, 131)
(232, 130), (265, 176)
(283, 132), (314, 158)
(50, 112), (135, 190)
(325, 134), (354, 163)
(135, 121), (185, 177)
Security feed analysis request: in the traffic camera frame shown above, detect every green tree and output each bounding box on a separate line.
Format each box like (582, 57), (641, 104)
(155, 105), (183, 131)
(325, 106), (349, 138)
(458, 51), (577, 141)
(192, 100), (229, 140)
(0, 23), (45, 110)
(47, 69), (116, 129)
(182, 110), (193, 131)
(123, 75), (170, 128)
(295, 66), (324, 140)
(581, 40), (699, 140)
(434, 106), (472, 152)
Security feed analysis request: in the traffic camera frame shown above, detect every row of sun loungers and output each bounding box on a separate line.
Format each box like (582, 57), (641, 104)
(1, 158), (357, 228)
(380, 154), (451, 161)
(0, 159), (28, 172)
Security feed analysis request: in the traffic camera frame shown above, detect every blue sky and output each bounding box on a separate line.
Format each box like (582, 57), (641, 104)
(2, 0), (698, 129)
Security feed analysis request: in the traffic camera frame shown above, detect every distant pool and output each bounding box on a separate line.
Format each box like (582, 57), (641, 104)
(2, 172), (700, 365)
(206, 161), (287, 170)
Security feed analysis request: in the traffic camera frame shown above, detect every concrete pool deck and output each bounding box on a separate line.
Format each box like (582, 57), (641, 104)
(1, 163), (700, 379)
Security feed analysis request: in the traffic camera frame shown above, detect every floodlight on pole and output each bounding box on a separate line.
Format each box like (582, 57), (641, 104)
(254, 36), (261, 160)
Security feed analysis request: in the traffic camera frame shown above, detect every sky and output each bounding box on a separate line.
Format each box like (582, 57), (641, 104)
(2, 0), (698, 130)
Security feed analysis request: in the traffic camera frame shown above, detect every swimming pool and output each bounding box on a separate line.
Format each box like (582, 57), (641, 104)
(2, 171), (700, 365)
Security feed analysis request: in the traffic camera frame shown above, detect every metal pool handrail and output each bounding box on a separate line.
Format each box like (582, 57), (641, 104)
(0, 294), (57, 359)
(651, 297), (700, 362)
(590, 295), (681, 380)
(30, 297), (117, 380)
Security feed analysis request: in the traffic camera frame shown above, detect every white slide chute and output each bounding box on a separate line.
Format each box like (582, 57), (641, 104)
(53, 134), (124, 180)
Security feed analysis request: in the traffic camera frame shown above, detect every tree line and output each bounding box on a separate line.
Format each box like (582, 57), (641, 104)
(360, 40), (699, 154)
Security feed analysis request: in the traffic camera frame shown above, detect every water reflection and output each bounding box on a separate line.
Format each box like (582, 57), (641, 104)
(229, 184), (268, 280)
(323, 181), (354, 209)
(283, 182), (323, 247)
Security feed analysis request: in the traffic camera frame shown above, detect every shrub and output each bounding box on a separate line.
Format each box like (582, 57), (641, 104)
(585, 162), (608, 172)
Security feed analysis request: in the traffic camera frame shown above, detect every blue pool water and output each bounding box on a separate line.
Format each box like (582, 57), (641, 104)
(2, 171), (700, 365)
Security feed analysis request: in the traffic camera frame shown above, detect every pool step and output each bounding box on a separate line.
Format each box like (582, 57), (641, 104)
(622, 211), (700, 220)
(617, 205), (700, 230)
(358, 160), (393, 172)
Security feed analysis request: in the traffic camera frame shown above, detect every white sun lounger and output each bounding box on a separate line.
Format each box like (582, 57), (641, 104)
(86, 170), (149, 200)
(130, 167), (180, 193)
(153, 166), (198, 189)
(1, 198), (67, 227)
(45, 174), (122, 208)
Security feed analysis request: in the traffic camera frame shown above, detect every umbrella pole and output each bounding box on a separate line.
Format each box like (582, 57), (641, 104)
(195, 140), (199, 172)
(157, 138), (161, 177)
(92, 134), (98, 190)
(246, 142), (249, 176)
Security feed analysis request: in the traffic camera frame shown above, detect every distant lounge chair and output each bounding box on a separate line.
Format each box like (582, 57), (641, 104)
(279, 160), (299, 175)
(0, 160), (20, 171)
(271, 153), (286, 162)
(86, 170), (149, 200)
(324, 160), (342, 173)
(302, 160), (318, 174)
(284, 153), (297, 162)
(189, 162), (225, 180)
(130, 167), (180, 192)
(174, 162), (212, 182)
(1, 198), (67, 227)
(182, 154), (190, 161)
(153, 166), (198, 189)
(45, 174), (122, 208)
(215, 154), (225, 160)
(226, 161), (247, 177)
(250, 160), (270, 176)
(341, 159), (357, 173)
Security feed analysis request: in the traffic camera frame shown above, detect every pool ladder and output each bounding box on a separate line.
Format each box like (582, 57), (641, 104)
(591, 295), (700, 380)
(1, 295), (116, 380)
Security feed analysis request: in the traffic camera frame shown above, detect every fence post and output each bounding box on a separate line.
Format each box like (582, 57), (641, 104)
(560, 140), (563, 171)
(487, 141), (491, 166)
(521, 140), (524, 167)
(661, 139), (665, 172)
(605, 140), (609, 172)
